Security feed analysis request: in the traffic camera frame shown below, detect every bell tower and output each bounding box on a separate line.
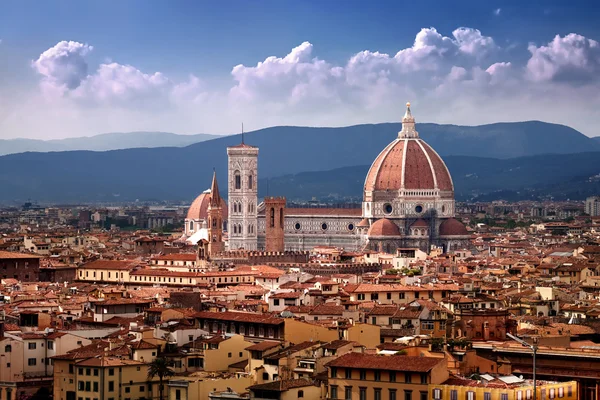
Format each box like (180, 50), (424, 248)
(207, 171), (224, 256)
(264, 197), (286, 252)
(227, 136), (258, 251)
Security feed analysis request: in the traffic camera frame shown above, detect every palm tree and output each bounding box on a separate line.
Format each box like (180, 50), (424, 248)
(147, 357), (175, 400)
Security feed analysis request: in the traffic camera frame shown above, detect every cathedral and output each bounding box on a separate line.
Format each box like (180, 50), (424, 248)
(183, 103), (469, 254)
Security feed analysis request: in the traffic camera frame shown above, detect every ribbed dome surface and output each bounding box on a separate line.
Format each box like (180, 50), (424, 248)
(367, 218), (401, 237)
(364, 138), (453, 193)
(186, 191), (228, 220)
(439, 218), (468, 236)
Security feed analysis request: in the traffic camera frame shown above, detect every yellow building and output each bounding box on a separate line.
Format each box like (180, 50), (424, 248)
(325, 352), (449, 400)
(53, 356), (153, 400)
(430, 377), (578, 400)
(77, 260), (139, 283)
(166, 372), (253, 400)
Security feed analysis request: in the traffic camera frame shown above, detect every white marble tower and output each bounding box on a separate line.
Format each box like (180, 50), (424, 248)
(227, 140), (258, 251)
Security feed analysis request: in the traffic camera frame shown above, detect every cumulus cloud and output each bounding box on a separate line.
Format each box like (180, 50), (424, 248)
(32, 41), (93, 92)
(527, 33), (600, 83)
(31, 41), (207, 110)
(452, 27), (498, 58)
(7, 27), (600, 139)
(73, 63), (171, 106)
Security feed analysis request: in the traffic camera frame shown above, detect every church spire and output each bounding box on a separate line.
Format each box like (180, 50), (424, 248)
(209, 169), (221, 207)
(398, 101), (419, 139)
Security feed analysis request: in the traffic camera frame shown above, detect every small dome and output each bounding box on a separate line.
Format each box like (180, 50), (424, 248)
(186, 191), (228, 221)
(411, 219), (429, 228)
(357, 218), (370, 227)
(439, 218), (468, 236)
(368, 219), (401, 237)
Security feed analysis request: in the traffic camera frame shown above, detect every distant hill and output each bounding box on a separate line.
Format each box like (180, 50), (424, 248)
(262, 152), (600, 202)
(0, 132), (222, 155)
(594, 136), (600, 143)
(0, 121), (598, 203)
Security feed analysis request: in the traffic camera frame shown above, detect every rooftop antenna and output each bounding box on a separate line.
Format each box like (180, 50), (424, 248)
(241, 123), (244, 144)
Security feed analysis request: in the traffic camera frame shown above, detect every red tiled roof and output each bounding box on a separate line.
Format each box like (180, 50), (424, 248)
(439, 218), (469, 236)
(325, 352), (443, 372)
(368, 219), (401, 237)
(194, 311), (284, 325)
(0, 251), (41, 259)
(80, 260), (139, 270)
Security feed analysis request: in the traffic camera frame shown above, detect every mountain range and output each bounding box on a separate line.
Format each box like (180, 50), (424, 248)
(0, 121), (599, 203)
(0, 132), (221, 156)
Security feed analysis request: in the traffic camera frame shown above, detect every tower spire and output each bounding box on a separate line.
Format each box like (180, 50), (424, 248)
(210, 169), (221, 207)
(398, 101), (419, 139)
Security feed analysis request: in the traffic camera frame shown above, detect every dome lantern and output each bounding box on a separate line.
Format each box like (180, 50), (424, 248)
(398, 101), (419, 139)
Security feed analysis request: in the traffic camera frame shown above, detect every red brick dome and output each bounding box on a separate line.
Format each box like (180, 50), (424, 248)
(368, 218), (401, 237)
(439, 218), (468, 236)
(364, 138), (453, 193)
(357, 218), (370, 227)
(186, 191), (228, 221)
(364, 104), (453, 194)
(411, 219), (429, 228)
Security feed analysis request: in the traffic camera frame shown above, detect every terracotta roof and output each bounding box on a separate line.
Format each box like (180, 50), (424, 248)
(439, 218), (469, 236)
(246, 341), (282, 352)
(364, 137), (453, 192)
(186, 191), (228, 221)
(411, 219), (429, 228)
(194, 311), (284, 325)
(357, 218), (370, 227)
(152, 253), (197, 261)
(325, 352), (443, 372)
(309, 304), (344, 316)
(368, 219), (401, 237)
(80, 260), (139, 270)
(0, 251), (41, 259)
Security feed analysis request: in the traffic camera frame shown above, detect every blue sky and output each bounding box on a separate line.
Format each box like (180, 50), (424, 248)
(1, 0), (599, 139)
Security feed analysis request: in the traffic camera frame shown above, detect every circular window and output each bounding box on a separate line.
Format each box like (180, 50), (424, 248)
(294, 222), (301, 230)
(321, 223), (328, 230)
(348, 223), (355, 231)
(384, 203), (393, 214)
(415, 205), (423, 213)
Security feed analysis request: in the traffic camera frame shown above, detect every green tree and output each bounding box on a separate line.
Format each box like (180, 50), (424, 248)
(147, 357), (175, 400)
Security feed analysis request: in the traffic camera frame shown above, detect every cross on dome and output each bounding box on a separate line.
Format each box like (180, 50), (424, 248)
(399, 101), (418, 138)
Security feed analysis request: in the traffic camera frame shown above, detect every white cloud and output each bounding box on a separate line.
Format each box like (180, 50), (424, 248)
(494, 8), (501, 16)
(452, 27), (498, 58)
(527, 33), (600, 82)
(73, 62), (171, 106)
(31, 41), (93, 92)
(4, 28), (600, 139)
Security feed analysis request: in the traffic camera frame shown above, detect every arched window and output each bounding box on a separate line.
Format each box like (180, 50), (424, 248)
(280, 208), (284, 227)
(235, 170), (241, 189)
(270, 207), (275, 228)
(248, 174), (253, 189)
(5, 345), (11, 352)
(189, 221), (194, 231)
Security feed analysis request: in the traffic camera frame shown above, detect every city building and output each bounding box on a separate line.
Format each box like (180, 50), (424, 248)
(586, 196), (600, 216)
